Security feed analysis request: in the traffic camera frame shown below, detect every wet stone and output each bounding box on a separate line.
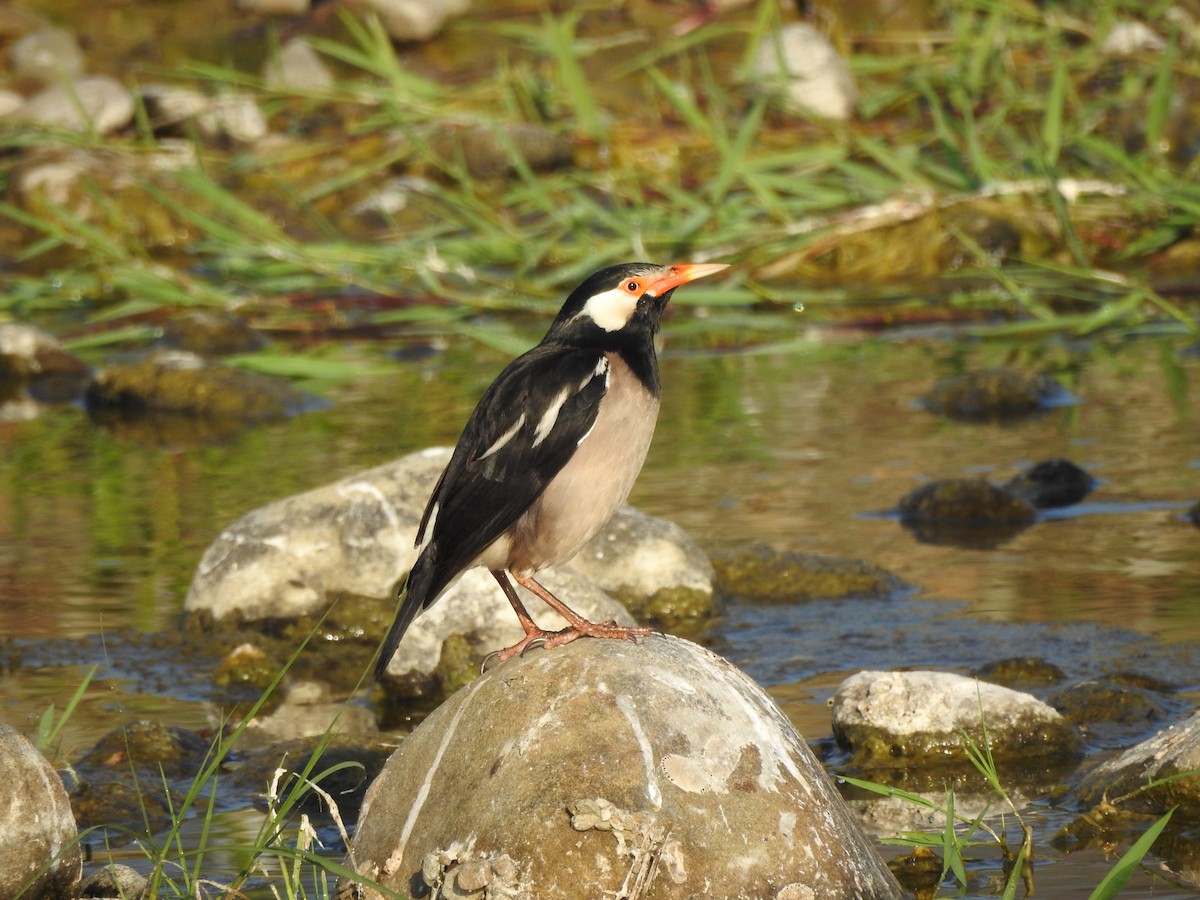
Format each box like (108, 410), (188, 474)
(0, 722), (82, 899)
(709, 543), (908, 604)
(1002, 458), (1097, 509)
(1188, 499), (1200, 527)
(919, 367), (1071, 422)
(342, 635), (904, 899)
(831, 670), (1082, 770)
(897, 479), (1036, 548)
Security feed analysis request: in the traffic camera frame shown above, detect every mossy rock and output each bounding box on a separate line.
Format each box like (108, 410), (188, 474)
(898, 479), (1036, 548)
(709, 543), (907, 604)
(974, 656), (1066, 688)
(920, 367), (1071, 422)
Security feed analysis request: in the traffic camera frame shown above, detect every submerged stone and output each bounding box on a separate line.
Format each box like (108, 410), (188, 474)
(831, 670), (1081, 770)
(919, 367), (1071, 422)
(1003, 458), (1097, 509)
(974, 656), (1067, 688)
(342, 635), (904, 899)
(425, 122), (573, 179)
(710, 543), (908, 604)
(897, 479), (1036, 548)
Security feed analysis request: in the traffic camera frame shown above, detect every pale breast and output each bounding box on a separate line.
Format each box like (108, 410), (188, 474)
(507, 353), (659, 575)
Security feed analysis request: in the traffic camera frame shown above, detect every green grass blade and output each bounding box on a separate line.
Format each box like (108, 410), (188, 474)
(1088, 808), (1174, 900)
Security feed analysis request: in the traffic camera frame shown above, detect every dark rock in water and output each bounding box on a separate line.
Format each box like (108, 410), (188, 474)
(161, 310), (266, 356)
(1003, 458), (1097, 508)
(1188, 499), (1200, 527)
(69, 721), (211, 839)
(919, 367), (1072, 422)
(342, 635), (905, 899)
(0, 722), (82, 899)
(710, 543), (908, 604)
(1050, 679), (1169, 726)
(974, 656), (1067, 688)
(898, 479), (1036, 548)
(831, 670), (1081, 770)
(228, 735), (393, 822)
(85, 349), (321, 420)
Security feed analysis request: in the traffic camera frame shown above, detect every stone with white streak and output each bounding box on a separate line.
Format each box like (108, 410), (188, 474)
(0, 722), (82, 898)
(341, 635), (905, 900)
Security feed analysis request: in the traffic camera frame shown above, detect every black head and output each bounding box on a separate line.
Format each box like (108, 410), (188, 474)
(544, 262), (727, 349)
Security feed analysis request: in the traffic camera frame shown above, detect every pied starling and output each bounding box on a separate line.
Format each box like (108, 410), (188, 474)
(375, 261), (728, 679)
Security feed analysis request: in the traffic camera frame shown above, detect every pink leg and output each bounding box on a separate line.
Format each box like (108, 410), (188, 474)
(487, 570), (651, 664)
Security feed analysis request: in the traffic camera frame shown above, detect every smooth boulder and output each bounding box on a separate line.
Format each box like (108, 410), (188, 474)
(342, 635), (904, 899)
(0, 722), (82, 899)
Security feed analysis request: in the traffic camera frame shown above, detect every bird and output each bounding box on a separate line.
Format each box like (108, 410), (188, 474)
(375, 261), (728, 680)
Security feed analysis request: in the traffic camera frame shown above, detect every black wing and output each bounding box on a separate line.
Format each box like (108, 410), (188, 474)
(376, 345), (608, 677)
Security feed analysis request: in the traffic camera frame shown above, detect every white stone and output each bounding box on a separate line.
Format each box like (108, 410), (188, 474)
(18, 76), (134, 134)
(751, 23), (857, 121)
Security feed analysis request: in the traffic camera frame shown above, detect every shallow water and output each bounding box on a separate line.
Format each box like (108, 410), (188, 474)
(2, 323), (1199, 896)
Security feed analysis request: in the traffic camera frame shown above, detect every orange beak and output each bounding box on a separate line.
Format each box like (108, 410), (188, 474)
(645, 262), (729, 297)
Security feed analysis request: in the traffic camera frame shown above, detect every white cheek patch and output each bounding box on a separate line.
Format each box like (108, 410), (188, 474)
(580, 286), (638, 332)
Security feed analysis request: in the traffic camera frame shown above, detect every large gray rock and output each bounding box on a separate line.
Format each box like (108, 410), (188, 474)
(186, 449), (708, 642)
(1075, 710), (1200, 819)
(568, 505), (715, 622)
(342, 635), (904, 899)
(186, 448), (450, 622)
(0, 722), (82, 899)
(832, 670), (1081, 768)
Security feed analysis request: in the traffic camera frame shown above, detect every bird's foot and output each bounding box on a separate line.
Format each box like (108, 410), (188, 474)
(485, 621), (653, 669)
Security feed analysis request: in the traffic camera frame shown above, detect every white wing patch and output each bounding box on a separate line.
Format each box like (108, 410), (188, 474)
(415, 501), (439, 553)
(575, 357), (609, 446)
(477, 413), (526, 460)
(579, 285), (638, 332)
(532, 357), (609, 449)
(533, 387), (571, 448)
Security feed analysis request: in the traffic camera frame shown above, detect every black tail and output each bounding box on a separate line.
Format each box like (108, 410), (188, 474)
(374, 556), (438, 681)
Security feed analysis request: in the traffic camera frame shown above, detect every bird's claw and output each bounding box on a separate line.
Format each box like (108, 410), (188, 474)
(520, 636), (549, 657)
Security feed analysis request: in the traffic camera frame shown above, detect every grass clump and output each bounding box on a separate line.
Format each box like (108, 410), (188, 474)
(0, 0), (1196, 363)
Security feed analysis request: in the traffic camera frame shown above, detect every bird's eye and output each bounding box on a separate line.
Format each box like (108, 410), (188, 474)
(625, 280), (642, 293)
